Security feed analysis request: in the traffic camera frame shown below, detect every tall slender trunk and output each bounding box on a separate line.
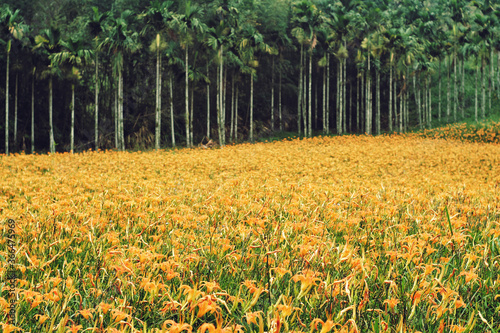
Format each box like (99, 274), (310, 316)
(14, 73), (18, 148)
(190, 88), (194, 146)
(343, 58), (347, 133)
(5, 51), (9, 155)
(118, 68), (124, 150)
(222, 61), (226, 145)
(481, 62), (485, 120)
(376, 68), (380, 135)
(394, 73), (398, 132)
(31, 69), (35, 153)
(413, 72), (421, 129)
(279, 68), (282, 132)
(250, 74), (254, 142)
(461, 58), (465, 118)
(389, 57), (393, 132)
(49, 77), (55, 153)
(95, 53), (99, 150)
(235, 84), (239, 141)
(71, 84), (75, 153)
(475, 64), (478, 122)
(497, 52), (500, 98)
(308, 51), (312, 137)
(271, 57), (275, 132)
(361, 72), (365, 132)
(337, 59), (342, 135)
(326, 53), (330, 134)
(207, 63), (210, 139)
(322, 63), (326, 133)
(298, 45), (303, 135)
(447, 55), (451, 122)
(314, 71), (317, 130)
(365, 52), (371, 135)
(438, 58), (441, 121)
(428, 75), (432, 128)
(489, 47), (493, 113)
(155, 34), (161, 150)
(302, 52), (307, 135)
(230, 73), (235, 141)
(114, 80), (118, 149)
(185, 46), (190, 147)
(356, 73), (360, 132)
(399, 74), (403, 133)
(170, 75), (175, 146)
(184, 45), (191, 147)
(217, 45), (224, 146)
(453, 51), (457, 121)
(349, 82), (352, 132)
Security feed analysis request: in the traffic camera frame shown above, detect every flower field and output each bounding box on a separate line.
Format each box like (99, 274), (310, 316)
(1, 134), (500, 332)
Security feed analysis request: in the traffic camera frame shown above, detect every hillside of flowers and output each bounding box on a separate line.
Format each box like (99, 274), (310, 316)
(416, 121), (500, 144)
(1, 132), (500, 332)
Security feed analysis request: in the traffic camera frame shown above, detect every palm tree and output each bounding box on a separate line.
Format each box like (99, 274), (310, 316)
(51, 37), (93, 153)
(0, 5), (25, 155)
(101, 10), (141, 151)
(144, 0), (175, 150)
(175, 1), (205, 148)
(292, 0), (321, 137)
(87, 6), (108, 151)
(33, 26), (62, 154)
(237, 23), (274, 142)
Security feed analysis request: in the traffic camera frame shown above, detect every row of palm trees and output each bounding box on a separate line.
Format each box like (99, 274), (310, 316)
(1, 0), (499, 154)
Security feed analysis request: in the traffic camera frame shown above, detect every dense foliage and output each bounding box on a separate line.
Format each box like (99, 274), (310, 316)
(1, 0), (500, 153)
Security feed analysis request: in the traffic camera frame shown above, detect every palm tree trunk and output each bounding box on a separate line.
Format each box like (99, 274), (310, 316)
(114, 81), (118, 149)
(95, 53), (99, 150)
(14, 73), (18, 148)
(71, 84), (75, 153)
(361, 71), (365, 132)
(366, 52), (371, 135)
(271, 57), (275, 132)
(326, 53), (330, 134)
(394, 72), (397, 132)
(302, 52), (307, 135)
(356, 73), (360, 132)
(207, 63), (210, 140)
(453, 51), (457, 121)
(220, 45), (225, 146)
(185, 46), (190, 147)
(489, 47), (493, 113)
(475, 64), (478, 122)
(119, 68), (125, 150)
(399, 75), (403, 133)
(428, 75), (432, 128)
(170, 75), (175, 146)
(389, 57), (393, 132)
(250, 74), (254, 142)
(481, 62), (485, 120)
(322, 63), (326, 134)
(337, 59), (342, 135)
(49, 77), (55, 153)
(190, 88), (194, 146)
(235, 84), (239, 141)
(446, 56), (451, 123)
(343, 58), (347, 134)
(31, 69), (35, 153)
(308, 51), (312, 137)
(376, 68), (380, 135)
(279, 68), (282, 132)
(413, 72), (420, 129)
(222, 64), (226, 144)
(155, 34), (161, 150)
(230, 73), (235, 142)
(438, 58), (442, 121)
(5, 51), (9, 155)
(298, 45), (303, 135)
(461, 58), (465, 118)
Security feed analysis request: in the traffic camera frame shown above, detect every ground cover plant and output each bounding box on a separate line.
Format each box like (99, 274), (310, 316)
(1, 128), (500, 332)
